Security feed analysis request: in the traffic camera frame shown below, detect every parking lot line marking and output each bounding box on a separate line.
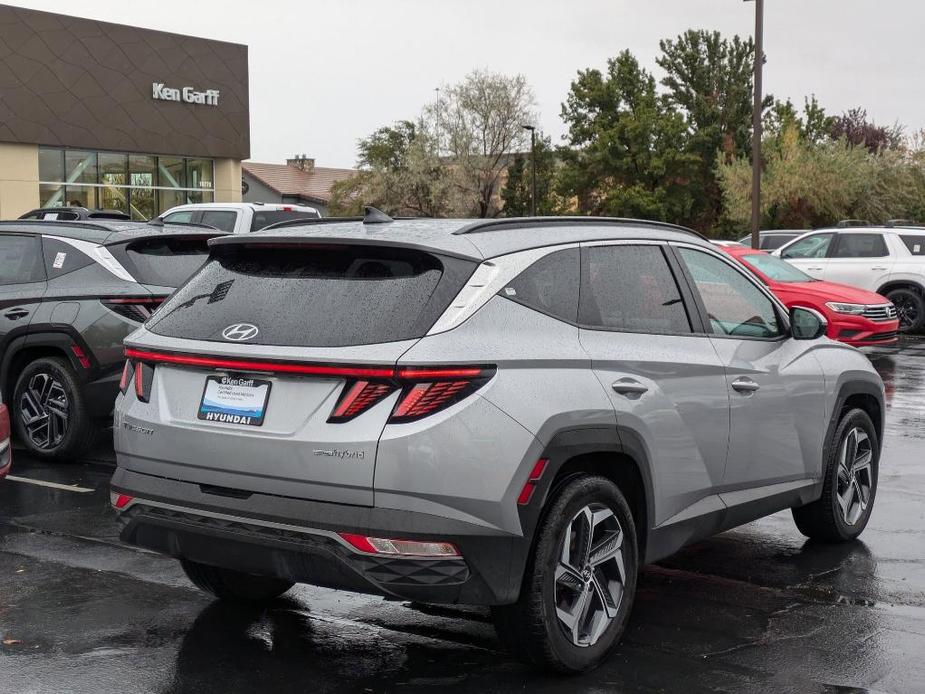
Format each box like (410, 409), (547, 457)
(5, 476), (94, 493)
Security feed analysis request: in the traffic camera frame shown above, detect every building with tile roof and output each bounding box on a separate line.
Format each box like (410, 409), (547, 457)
(242, 157), (357, 216)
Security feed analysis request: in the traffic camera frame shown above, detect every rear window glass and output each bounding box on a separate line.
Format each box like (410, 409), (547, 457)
(900, 235), (925, 255)
(119, 238), (211, 287)
(201, 210), (238, 232)
(250, 210), (320, 231)
(501, 248), (579, 323)
(146, 246), (475, 347)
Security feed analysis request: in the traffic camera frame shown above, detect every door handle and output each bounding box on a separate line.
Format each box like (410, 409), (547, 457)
(871, 266), (888, 271)
(806, 267), (823, 271)
(731, 378), (760, 394)
(4, 308), (29, 320)
(612, 379), (648, 396)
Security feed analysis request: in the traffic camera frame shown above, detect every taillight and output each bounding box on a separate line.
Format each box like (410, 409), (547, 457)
(329, 380), (396, 422)
(133, 362), (154, 402)
(119, 359), (132, 394)
(101, 297), (165, 322)
(327, 365), (494, 423)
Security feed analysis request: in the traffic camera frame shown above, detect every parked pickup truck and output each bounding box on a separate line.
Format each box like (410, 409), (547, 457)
(157, 202), (320, 234)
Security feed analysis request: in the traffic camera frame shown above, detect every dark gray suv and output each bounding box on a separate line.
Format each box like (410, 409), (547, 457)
(112, 214), (884, 672)
(0, 220), (222, 460)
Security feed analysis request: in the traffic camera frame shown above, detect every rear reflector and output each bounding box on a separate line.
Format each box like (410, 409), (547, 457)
(70, 344), (91, 369)
(338, 532), (461, 557)
(110, 492), (134, 509)
(517, 458), (549, 506)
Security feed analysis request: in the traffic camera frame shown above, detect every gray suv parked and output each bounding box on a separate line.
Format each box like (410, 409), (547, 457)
(112, 213), (884, 672)
(0, 220), (222, 460)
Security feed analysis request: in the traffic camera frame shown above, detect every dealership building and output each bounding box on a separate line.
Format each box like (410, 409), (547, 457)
(0, 4), (248, 219)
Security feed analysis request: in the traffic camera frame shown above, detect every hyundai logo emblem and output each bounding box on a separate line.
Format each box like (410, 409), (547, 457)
(222, 323), (259, 342)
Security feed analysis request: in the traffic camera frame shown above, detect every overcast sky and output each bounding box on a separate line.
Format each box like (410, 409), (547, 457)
(9, 0), (925, 168)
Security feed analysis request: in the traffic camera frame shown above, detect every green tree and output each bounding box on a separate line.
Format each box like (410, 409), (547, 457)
(501, 132), (557, 216)
(328, 120), (450, 217)
(557, 50), (698, 222)
(656, 29), (768, 230)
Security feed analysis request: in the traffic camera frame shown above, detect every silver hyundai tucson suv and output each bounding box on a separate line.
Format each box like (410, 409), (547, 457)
(111, 212), (884, 673)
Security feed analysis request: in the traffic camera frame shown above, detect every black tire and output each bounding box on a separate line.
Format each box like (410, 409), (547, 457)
(886, 287), (924, 333)
(792, 408), (879, 542)
(492, 475), (638, 673)
(180, 559), (294, 602)
(12, 356), (97, 461)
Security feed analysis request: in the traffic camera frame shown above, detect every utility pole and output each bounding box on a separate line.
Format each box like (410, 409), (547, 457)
(521, 124), (537, 216)
(746, 0), (765, 249)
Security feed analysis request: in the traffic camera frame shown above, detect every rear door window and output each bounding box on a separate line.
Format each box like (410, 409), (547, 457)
(760, 234), (799, 250)
(579, 244), (691, 334)
(116, 238), (212, 287)
(146, 245), (476, 347)
(200, 210), (239, 232)
(0, 235), (45, 284)
(780, 233), (834, 259)
(900, 235), (925, 255)
(162, 211), (196, 225)
(250, 210), (320, 231)
(501, 248), (579, 323)
(832, 233), (888, 258)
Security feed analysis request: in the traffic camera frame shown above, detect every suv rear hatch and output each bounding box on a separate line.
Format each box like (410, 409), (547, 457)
(104, 235), (215, 321)
(120, 242), (477, 505)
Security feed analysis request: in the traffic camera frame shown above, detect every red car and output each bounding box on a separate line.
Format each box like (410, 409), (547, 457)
(722, 246), (899, 346)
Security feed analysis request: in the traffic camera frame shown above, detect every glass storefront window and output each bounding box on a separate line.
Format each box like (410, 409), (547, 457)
(187, 159), (213, 190)
(39, 184), (63, 208)
(64, 185), (97, 209)
(158, 157), (186, 189)
(65, 150), (97, 184)
(38, 147), (215, 218)
(39, 149), (64, 182)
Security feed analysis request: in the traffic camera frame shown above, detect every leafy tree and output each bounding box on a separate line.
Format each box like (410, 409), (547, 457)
(766, 95), (833, 143)
(328, 120), (450, 217)
(428, 70), (537, 217)
(656, 30), (769, 230)
(501, 132), (557, 216)
(557, 50), (699, 222)
(829, 108), (904, 154)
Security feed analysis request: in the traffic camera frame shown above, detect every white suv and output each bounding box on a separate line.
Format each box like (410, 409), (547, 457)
(775, 226), (925, 332)
(157, 202), (320, 234)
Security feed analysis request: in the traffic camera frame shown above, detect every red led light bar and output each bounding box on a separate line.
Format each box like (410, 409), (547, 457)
(124, 348), (395, 379)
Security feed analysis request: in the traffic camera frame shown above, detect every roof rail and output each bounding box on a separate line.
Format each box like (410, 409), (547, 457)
(885, 219), (919, 228)
(452, 216), (709, 241)
(0, 219), (115, 232)
(835, 219), (871, 228)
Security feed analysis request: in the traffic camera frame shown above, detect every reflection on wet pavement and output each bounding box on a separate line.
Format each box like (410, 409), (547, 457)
(2, 337), (924, 693)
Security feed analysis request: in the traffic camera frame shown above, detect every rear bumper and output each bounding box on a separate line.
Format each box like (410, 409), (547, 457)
(111, 467), (522, 605)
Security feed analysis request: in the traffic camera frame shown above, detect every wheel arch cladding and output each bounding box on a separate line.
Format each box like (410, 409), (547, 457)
(2, 335), (82, 396)
(877, 280), (924, 297)
(524, 426), (653, 565)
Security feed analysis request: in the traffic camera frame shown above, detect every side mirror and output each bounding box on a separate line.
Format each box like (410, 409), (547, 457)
(790, 306), (828, 340)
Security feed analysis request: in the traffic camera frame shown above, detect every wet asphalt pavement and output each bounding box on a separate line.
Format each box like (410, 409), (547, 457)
(2, 339), (925, 693)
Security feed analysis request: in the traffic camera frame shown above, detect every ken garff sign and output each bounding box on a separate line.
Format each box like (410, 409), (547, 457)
(152, 82), (220, 106)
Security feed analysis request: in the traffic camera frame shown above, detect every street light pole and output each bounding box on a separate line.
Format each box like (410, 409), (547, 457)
(521, 124), (537, 217)
(747, 0), (764, 249)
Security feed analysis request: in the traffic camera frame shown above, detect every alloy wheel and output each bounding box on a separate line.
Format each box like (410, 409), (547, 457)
(893, 295), (919, 330)
(554, 503), (627, 647)
(836, 427), (873, 526)
(19, 372), (69, 450)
